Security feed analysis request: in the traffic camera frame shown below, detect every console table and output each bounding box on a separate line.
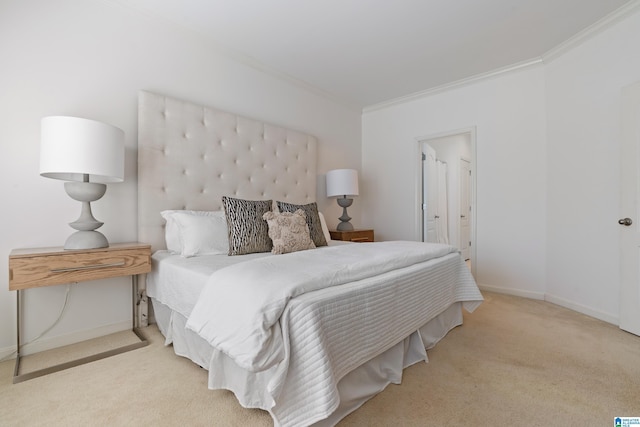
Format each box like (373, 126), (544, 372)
(8, 242), (151, 383)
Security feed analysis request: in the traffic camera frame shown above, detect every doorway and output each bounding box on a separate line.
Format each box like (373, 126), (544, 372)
(417, 128), (476, 277)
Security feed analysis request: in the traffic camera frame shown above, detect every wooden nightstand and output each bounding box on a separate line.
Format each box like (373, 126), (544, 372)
(8, 242), (151, 383)
(329, 229), (374, 243)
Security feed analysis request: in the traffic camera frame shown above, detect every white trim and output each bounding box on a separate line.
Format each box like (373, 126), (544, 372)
(0, 347), (15, 361)
(544, 293), (618, 326)
(0, 320), (132, 359)
(110, 0), (640, 114)
(363, 1), (640, 113)
(478, 284), (545, 301)
(364, 59), (543, 113)
(479, 285), (619, 326)
(542, 0), (640, 63)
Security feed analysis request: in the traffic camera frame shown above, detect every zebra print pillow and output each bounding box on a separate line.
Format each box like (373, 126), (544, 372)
(277, 201), (328, 247)
(222, 196), (273, 255)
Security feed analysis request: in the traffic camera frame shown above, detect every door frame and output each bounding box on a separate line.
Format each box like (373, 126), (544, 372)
(415, 126), (477, 278)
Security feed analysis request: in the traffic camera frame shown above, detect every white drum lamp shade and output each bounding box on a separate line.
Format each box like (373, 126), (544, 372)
(326, 169), (359, 198)
(40, 116), (124, 183)
(326, 169), (359, 231)
(40, 116), (125, 250)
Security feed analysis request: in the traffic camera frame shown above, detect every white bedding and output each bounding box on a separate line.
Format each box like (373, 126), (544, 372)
(148, 250), (268, 318)
(148, 241), (482, 427)
(147, 240), (352, 318)
(269, 251), (481, 426)
(186, 241), (458, 372)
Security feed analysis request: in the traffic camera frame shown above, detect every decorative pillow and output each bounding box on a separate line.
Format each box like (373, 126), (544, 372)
(318, 212), (332, 243)
(160, 210), (228, 257)
(276, 201), (328, 247)
(263, 209), (316, 255)
(222, 196), (273, 255)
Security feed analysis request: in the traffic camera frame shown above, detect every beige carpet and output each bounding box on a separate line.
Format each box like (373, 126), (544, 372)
(1, 292), (639, 426)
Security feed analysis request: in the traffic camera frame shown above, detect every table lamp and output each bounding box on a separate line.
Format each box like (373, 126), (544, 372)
(326, 169), (359, 231)
(40, 116), (124, 250)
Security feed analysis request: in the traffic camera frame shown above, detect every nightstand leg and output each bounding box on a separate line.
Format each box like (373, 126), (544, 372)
(133, 274), (148, 328)
(12, 276), (149, 384)
(13, 290), (22, 381)
(132, 275), (136, 329)
(132, 274), (148, 340)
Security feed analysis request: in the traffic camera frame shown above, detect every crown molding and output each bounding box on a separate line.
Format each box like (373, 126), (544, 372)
(542, 0), (640, 63)
(108, 0), (640, 115)
(363, 58), (543, 114)
(363, 1), (640, 114)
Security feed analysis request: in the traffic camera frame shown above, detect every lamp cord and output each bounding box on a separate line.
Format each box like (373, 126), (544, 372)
(0, 284), (73, 363)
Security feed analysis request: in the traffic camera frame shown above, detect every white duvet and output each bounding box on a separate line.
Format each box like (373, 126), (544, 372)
(185, 241), (457, 372)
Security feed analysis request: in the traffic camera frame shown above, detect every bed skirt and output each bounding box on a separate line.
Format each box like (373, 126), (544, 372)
(151, 297), (464, 426)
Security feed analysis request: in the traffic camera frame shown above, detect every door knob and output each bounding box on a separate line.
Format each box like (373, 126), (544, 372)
(619, 218), (633, 226)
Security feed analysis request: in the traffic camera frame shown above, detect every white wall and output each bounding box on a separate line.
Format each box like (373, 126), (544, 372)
(362, 7), (640, 324)
(544, 8), (640, 322)
(0, 0), (361, 356)
(362, 65), (548, 299)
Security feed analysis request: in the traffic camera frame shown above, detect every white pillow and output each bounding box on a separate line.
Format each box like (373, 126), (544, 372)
(161, 210), (229, 257)
(318, 212), (332, 243)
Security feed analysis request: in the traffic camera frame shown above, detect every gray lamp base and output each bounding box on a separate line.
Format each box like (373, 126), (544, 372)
(336, 196), (354, 231)
(63, 179), (110, 250)
(64, 231), (109, 250)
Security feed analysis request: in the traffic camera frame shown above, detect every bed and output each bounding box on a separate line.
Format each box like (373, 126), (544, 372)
(137, 91), (483, 426)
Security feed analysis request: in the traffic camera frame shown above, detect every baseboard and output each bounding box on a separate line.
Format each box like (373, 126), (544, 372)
(478, 283), (545, 300)
(0, 320), (132, 360)
(0, 346), (15, 361)
(478, 284), (619, 326)
(544, 293), (618, 326)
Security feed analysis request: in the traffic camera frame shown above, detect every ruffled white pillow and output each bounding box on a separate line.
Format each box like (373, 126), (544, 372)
(263, 209), (316, 255)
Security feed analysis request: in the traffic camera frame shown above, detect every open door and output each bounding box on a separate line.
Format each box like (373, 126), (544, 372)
(619, 81), (640, 336)
(423, 144), (438, 243)
(459, 158), (471, 261)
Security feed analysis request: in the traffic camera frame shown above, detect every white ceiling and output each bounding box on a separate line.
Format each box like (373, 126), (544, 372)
(115, 0), (634, 109)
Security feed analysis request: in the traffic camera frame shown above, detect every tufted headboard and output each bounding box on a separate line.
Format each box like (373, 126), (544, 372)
(137, 91), (318, 252)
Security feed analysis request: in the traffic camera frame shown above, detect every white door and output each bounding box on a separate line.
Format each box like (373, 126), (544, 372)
(423, 144), (438, 243)
(620, 81), (640, 336)
(436, 160), (449, 244)
(459, 158), (471, 260)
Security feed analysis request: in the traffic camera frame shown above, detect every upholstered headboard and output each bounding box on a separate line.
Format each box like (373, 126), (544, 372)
(137, 91), (318, 252)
